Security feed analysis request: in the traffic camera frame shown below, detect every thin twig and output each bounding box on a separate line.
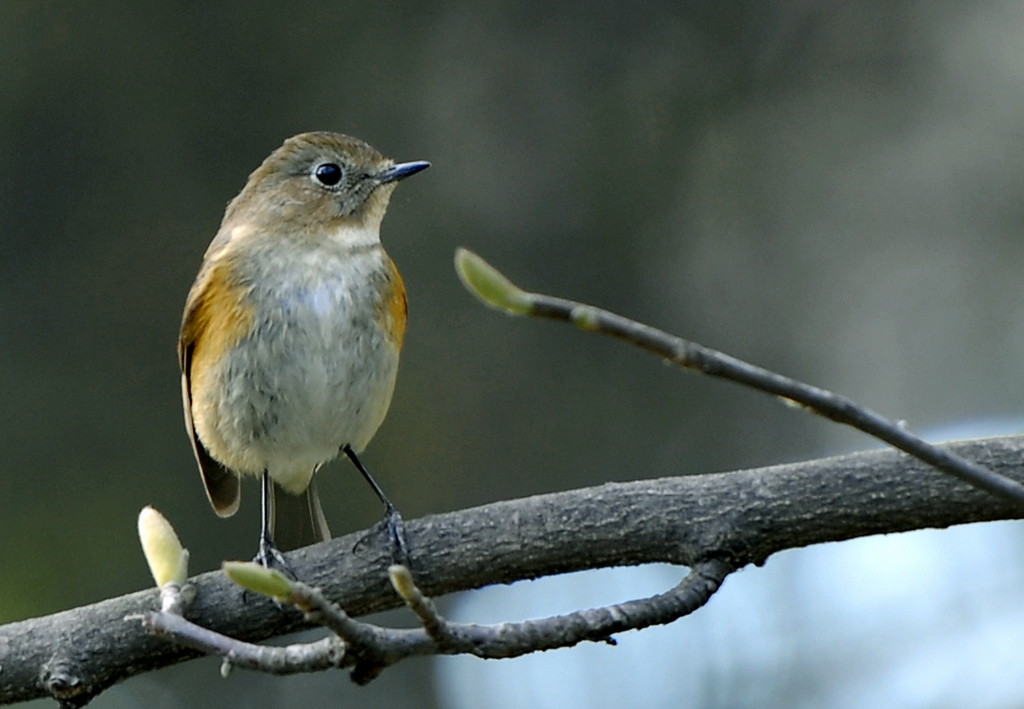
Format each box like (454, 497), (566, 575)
(201, 559), (731, 683)
(386, 559), (733, 659)
(454, 248), (1024, 509)
(156, 555), (732, 685)
(388, 565), (461, 648)
(141, 611), (345, 675)
(282, 577), (434, 684)
(131, 578), (346, 676)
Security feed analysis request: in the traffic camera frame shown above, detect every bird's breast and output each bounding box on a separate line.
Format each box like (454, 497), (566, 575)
(191, 240), (404, 491)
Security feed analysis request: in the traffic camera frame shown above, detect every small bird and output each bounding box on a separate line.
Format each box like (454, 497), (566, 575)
(178, 132), (429, 568)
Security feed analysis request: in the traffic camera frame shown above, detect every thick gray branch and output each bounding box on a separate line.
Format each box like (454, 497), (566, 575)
(3, 435), (1024, 705)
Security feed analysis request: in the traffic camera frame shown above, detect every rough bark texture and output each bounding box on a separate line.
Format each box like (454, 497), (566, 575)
(2, 435), (1023, 705)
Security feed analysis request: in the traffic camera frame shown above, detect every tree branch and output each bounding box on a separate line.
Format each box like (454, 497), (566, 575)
(3, 435), (1024, 705)
(454, 248), (1024, 509)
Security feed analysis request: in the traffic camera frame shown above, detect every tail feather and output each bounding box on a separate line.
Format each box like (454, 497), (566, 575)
(271, 479), (331, 551)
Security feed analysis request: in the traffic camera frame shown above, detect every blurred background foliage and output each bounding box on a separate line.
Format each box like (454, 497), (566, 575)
(4, 1), (1024, 707)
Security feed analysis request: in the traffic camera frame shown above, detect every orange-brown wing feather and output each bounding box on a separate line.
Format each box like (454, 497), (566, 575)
(180, 351), (239, 516)
(380, 256), (408, 349)
(178, 260), (253, 517)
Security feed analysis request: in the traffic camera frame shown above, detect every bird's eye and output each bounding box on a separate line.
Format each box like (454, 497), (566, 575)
(313, 163), (343, 187)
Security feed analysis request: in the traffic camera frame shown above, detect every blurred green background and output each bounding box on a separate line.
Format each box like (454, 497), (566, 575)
(4, 1), (1024, 707)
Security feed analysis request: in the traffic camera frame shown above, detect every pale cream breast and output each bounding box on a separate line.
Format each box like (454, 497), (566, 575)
(191, 229), (402, 493)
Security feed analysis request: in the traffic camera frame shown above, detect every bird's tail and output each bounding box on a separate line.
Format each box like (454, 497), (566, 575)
(271, 478), (331, 551)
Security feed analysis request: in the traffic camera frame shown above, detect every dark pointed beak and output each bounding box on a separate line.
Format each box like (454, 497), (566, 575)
(379, 160), (431, 184)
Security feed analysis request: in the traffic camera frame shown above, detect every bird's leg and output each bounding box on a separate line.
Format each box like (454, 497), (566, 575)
(343, 444), (409, 566)
(254, 470), (292, 574)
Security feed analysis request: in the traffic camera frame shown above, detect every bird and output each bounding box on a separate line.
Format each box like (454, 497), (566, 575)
(178, 131), (429, 569)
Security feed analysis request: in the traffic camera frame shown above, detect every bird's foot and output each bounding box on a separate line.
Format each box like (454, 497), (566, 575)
(253, 534), (296, 579)
(355, 503), (410, 567)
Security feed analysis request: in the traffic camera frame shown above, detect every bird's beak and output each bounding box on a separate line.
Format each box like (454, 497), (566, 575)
(379, 160), (431, 184)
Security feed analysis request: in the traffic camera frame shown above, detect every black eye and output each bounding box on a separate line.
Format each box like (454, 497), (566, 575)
(313, 163), (343, 186)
